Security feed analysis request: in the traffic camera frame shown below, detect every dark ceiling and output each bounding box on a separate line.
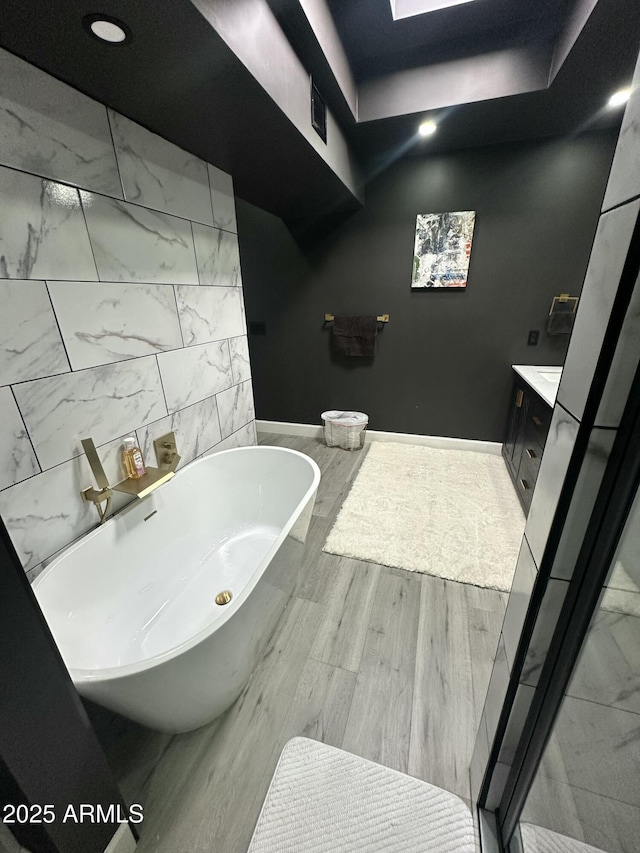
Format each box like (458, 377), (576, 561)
(346, 0), (640, 170)
(0, 0), (639, 227)
(327, 0), (570, 81)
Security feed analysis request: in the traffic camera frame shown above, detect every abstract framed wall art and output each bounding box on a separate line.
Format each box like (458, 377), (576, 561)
(411, 211), (476, 289)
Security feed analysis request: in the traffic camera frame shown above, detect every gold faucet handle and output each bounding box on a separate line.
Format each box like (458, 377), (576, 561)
(154, 431), (180, 471)
(81, 485), (113, 524)
(81, 437), (110, 491)
(80, 437), (114, 524)
(81, 485), (112, 502)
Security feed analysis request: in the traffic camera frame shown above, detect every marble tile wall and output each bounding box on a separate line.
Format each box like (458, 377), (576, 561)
(472, 47), (640, 837)
(0, 49), (122, 196)
(0, 48), (256, 578)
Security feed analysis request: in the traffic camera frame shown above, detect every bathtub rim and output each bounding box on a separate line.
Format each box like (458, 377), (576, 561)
(32, 445), (320, 684)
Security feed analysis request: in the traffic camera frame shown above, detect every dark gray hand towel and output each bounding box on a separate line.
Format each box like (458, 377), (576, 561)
(332, 315), (378, 357)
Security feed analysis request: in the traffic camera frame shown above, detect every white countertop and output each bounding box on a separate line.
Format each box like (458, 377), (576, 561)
(512, 365), (562, 408)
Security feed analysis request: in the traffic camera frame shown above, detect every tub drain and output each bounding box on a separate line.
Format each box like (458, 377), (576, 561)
(215, 590), (233, 606)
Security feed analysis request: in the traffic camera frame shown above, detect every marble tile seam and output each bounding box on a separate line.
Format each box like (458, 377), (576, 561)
(217, 380), (256, 439)
(137, 395), (222, 466)
(1, 330), (245, 389)
(172, 331), (245, 350)
(229, 337), (251, 386)
(171, 284), (186, 348)
(162, 414), (258, 462)
(4, 344), (203, 385)
(78, 181), (238, 232)
(5, 336), (247, 379)
(556, 396), (622, 432)
(215, 419), (257, 446)
(1, 366), (72, 390)
(154, 352), (171, 417)
(0, 158), (237, 233)
(540, 775), (640, 811)
(6, 359), (248, 475)
(105, 106), (127, 201)
(601, 190), (640, 217)
(47, 283), (184, 371)
(522, 534), (539, 570)
(0, 385), (41, 491)
(197, 418), (256, 456)
(0, 60), (122, 199)
(187, 220), (200, 281)
(42, 279), (74, 373)
(79, 190), (199, 286)
(4, 277), (242, 287)
(77, 182), (102, 283)
(174, 286), (245, 348)
(0, 167), (99, 282)
(555, 398), (584, 427)
(189, 221), (201, 287)
(4, 417), (167, 486)
(561, 689), (640, 716)
(214, 401), (225, 449)
(107, 108), (225, 229)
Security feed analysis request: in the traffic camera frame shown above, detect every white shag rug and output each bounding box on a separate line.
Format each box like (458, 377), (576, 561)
(324, 441), (525, 592)
(248, 738), (475, 853)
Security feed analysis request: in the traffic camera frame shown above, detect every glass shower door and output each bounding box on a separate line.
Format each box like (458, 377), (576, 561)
(510, 487), (640, 853)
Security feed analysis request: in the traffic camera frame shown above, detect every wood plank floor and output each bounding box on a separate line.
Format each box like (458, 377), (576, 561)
(89, 433), (507, 853)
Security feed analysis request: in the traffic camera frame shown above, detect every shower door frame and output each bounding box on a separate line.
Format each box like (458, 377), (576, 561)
(479, 367), (640, 850)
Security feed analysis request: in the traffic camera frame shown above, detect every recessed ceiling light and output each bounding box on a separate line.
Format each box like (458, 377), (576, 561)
(418, 120), (437, 137)
(83, 14), (131, 45)
(608, 88), (632, 108)
(391, 0), (477, 21)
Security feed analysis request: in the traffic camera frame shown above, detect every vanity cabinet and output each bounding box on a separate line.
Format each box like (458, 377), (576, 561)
(503, 376), (552, 515)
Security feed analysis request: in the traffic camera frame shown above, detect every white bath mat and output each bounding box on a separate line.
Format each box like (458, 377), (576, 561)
(248, 738), (475, 853)
(324, 441), (524, 591)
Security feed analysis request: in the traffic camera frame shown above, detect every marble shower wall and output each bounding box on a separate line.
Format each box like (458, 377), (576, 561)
(0, 48), (256, 579)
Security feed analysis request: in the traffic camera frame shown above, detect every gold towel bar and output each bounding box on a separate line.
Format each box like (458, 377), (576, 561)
(324, 313), (389, 323)
(549, 294), (579, 314)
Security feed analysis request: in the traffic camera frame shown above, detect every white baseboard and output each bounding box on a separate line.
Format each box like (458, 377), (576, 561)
(364, 428), (502, 455)
(256, 420), (502, 456)
(257, 420), (324, 438)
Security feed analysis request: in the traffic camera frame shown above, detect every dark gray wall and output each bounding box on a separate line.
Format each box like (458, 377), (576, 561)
(239, 130), (617, 441)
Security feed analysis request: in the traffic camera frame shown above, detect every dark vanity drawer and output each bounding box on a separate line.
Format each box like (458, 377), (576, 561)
(503, 370), (555, 517)
(527, 394), (552, 448)
(516, 453), (537, 512)
(522, 423), (543, 478)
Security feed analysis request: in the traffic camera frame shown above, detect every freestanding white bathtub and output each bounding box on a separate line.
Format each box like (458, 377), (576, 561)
(32, 446), (320, 733)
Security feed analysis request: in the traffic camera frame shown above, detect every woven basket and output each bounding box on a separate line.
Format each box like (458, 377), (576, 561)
(321, 411), (368, 451)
